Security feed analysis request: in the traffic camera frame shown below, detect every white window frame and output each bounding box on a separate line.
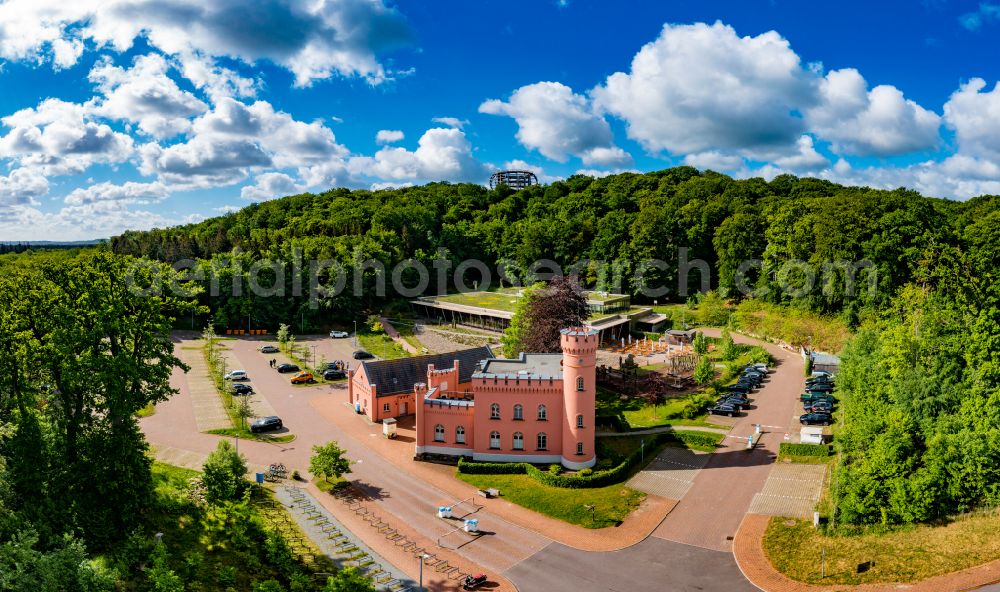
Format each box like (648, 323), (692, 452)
(537, 404), (547, 421)
(577, 414), (584, 428)
(456, 426), (466, 444)
(489, 431), (501, 449)
(490, 403), (500, 419)
(383, 403), (391, 413)
(513, 432), (524, 450)
(576, 442), (584, 455)
(537, 432), (547, 451)
(577, 376), (585, 391)
(513, 404), (523, 420)
(434, 424), (445, 442)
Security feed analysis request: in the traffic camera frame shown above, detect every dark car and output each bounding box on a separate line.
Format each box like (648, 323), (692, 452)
(323, 361), (345, 371)
(353, 350), (374, 360)
(735, 379), (759, 391)
(727, 385), (752, 395)
(276, 363), (300, 373)
(801, 391), (835, 403)
(806, 383), (834, 393)
(743, 369), (766, 379)
(800, 412), (833, 426)
(463, 574), (488, 590)
(806, 377), (834, 387)
(323, 369), (346, 381)
(250, 416), (283, 433)
(805, 400), (834, 413)
(232, 383), (254, 396)
(723, 394), (750, 407)
(709, 403), (740, 417)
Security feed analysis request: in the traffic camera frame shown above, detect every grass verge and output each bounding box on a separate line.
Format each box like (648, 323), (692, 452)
(208, 427), (296, 444)
(357, 330), (410, 360)
(456, 473), (644, 528)
(763, 510), (1000, 585)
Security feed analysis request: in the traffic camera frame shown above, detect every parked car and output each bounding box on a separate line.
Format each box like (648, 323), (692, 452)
(323, 369), (346, 381)
(258, 344), (279, 354)
(232, 383), (254, 396)
(727, 385), (752, 395)
(722, 394), (750, 408)
(800, 412), (833, 426)
(290, 371), (315, 384)
(805, 383), (835, 393)
(250, 416), (283, 433)
(709, 403), (740, 417)
(805, 400), (834, 413)
(735, 378), (759, 390)
(801, 391), (835, 403)
(323, 361), (345, 371)
(748, 363), (769, 374)
(353, 350), (374, 360)
(276, 363), (299, 374)
(462, 574), (488, 590)
(224, 370), (248, 381)
(330, 330), (349, 338)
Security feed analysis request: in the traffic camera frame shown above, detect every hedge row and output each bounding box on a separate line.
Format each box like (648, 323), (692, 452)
(779, 442), (832, 457)
(457, 430), (721, 489)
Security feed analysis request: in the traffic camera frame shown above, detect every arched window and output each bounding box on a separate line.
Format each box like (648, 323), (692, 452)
(513, 404), (523, 420)
(576, 442), (584, 455)
(456, 426), (466, 444)
(537, 404), (547, 421)
(434, 424), (445, 442)
(577, 376), (585, 391)
(513, 432), (524, 450)
(576, 414), (584, 428)
(537, 432), (548, 450)
(489, 431), (501, 449)
(490, 403), (500, 419)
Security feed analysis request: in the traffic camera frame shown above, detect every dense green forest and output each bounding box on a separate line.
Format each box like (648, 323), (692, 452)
(110, 168), (973, 330)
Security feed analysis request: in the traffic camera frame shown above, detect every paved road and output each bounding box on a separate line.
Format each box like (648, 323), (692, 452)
(144, 330), (808, 592)
(507, 538), (756, 592)
(652, 331), (804, 551)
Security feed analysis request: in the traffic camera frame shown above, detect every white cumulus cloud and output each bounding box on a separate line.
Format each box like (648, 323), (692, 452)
(350, 127), (490, 183)
(480, 81), (630, 164)
(375, 129), (404, 144)
(64, 180), (169, 205)
(808, 68), (940, 156)
(592, 22), (815, 155)
(240, 172), (305, 201)
(0, 0), (412, 86)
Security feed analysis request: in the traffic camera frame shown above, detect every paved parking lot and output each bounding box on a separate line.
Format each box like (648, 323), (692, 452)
(748, 463), (826, 518)
(627, 447), (710, 500)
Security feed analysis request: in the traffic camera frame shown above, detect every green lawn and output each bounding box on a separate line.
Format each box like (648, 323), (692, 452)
(456, 473), (645, 528)
(764, 510), (1000, 585)
(208, 427), (296, 443)
(596, 386), (713, 430)
(357, 331), (410, 360)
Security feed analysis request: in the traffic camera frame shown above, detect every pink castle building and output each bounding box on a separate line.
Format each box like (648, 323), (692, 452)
(414, 327), (598, 470)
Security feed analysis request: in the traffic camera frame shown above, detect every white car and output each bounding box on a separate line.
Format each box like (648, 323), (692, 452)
(224, 370), (248, 381)
(330, 330), (349, 338)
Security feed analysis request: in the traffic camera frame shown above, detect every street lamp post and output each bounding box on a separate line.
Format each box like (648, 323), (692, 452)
(419, 553), (429, 592)
(353, 320), (358, 348)
(311, 345), (317, 371)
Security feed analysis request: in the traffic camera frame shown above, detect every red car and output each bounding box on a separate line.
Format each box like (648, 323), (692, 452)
(463, 574), (487, 590)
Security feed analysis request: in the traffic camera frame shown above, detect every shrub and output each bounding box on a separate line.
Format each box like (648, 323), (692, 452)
(202, 440), (247, 503)
(578, 468), (593, 476)
(548, 464), (562, 475)
(780, 443), (832, 457)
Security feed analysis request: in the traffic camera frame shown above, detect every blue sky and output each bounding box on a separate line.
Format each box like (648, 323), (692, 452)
(1, 0), (1000, 240)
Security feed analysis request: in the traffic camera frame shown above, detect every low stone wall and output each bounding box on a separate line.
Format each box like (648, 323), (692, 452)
(379, 316), (420, 354)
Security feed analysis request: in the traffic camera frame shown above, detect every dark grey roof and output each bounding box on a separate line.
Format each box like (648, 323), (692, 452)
(360, 346), (494, 397)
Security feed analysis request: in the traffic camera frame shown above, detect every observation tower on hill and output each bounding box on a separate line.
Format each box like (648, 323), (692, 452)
(489, 170), (539, 190)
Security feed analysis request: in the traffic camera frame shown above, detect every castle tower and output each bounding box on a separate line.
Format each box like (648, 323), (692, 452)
(560, 327), (598, 470)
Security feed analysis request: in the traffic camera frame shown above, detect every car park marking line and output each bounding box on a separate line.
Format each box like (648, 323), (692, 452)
(653, 458), (702, 469)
